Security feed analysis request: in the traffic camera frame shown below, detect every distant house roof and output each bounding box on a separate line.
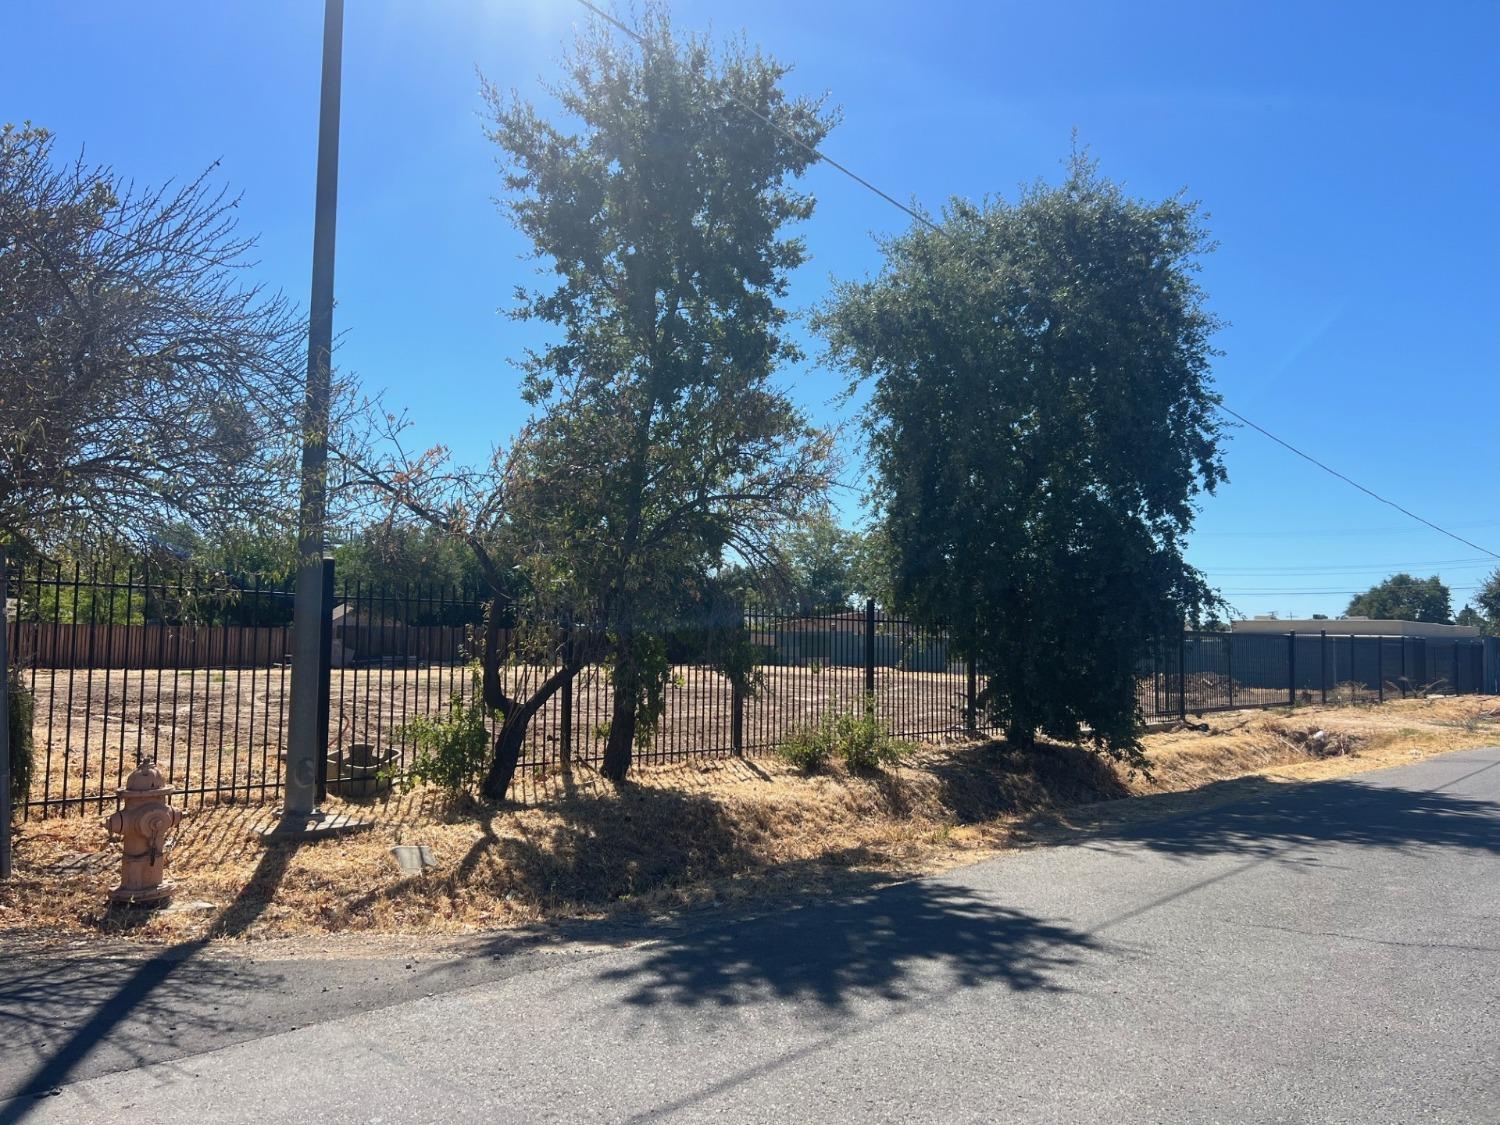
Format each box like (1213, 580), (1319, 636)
(1231, 618), (1480, 639)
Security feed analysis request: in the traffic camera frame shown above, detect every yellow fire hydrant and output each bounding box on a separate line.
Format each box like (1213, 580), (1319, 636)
(104, 761), (183, 906)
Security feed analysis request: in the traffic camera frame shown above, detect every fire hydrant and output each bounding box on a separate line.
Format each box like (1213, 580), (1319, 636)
(104, 761), (183, 905)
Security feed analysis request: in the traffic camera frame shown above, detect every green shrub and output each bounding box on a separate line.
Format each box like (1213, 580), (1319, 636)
(777, 720), (834, 773)
(777, 703), (910, 774)
(7, 667), (34, 813)
(397, 669), (495, 797)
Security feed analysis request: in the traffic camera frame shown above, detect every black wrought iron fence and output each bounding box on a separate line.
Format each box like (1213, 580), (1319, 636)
(3, 556), (1491, 817)
(1143, 629), (1489, 720)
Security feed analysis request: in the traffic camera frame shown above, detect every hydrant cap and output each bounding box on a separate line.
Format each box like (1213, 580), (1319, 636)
(119, 761), (175, 798)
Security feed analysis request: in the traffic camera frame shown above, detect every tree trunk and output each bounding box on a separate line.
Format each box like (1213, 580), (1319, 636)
(1006, 719), (1037, 751)
(601, 679), (636, 783)
(481, 599), (514, 715)
(481, 662), (577, 801)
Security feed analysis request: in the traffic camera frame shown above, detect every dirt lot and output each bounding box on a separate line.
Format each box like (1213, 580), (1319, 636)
(4, 694), (1495, 948)
(17, 663), (973, 812)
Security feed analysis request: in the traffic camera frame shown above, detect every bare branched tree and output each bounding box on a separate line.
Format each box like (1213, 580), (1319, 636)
(0, 123), (305, 552)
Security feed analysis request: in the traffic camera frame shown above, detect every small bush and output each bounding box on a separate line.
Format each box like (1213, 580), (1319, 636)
(777, 703), (910, 774)
(397, 669), (495, 797)
(777, 721), (833, 773)
(7, 667), (34, 813)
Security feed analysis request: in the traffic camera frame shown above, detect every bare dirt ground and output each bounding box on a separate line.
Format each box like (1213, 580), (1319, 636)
(4, 694), (1495, 949)
(17, 663), (972, 812)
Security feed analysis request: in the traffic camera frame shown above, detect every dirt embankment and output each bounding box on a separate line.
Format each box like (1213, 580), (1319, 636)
(3, 695), (1495, 947)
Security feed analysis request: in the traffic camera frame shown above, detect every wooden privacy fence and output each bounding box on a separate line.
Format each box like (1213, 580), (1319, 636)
(15, 623), (294, 669)
(14, 622), (483, 670)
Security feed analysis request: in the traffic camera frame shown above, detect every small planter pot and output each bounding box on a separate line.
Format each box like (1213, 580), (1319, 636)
(325, 743), (398, 799)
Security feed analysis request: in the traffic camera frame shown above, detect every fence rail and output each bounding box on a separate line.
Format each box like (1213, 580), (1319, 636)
(4, 558), (1492, 816)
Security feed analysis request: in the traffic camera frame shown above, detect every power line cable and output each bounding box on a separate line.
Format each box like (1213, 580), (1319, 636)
(1215, 405), (1500, 561)
(567, 0), (1500, 565)
(1222, 591), (1485, 597)
(1210, 557), (1495, 575)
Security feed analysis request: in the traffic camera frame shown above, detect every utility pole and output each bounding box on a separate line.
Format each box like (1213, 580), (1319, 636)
(1, 545), (11, 879)
(268, 0), (365, 840)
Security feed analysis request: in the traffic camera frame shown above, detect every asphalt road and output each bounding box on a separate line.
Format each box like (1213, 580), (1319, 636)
(4, 748), (1500, 1124)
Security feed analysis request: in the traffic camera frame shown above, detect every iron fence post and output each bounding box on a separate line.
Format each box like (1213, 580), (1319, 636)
(315, 556), (335, 804)
(1287, 631), (1297, 707)
(1178, 628), (1187, 722)
(731, 680), (745, 756)
(560, 632), (574, 772)
(1320, 629), (1328, 704)
(1226, 630), (1235, 709)
(965, 652), (978, 734)
(1, 545), (11, 880)
(1377, 635), (1385, 703)
(864, 598), (876, 700)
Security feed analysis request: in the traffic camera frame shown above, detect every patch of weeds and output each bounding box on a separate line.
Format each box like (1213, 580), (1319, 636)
(778, 702), (911, 774)
(395, 667), (494, 797)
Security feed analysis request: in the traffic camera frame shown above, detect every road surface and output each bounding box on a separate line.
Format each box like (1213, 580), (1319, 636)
(4, 747), (1499, 1123)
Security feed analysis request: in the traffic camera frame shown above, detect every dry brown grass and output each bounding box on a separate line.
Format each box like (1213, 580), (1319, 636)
(3, 695), (1495, 948)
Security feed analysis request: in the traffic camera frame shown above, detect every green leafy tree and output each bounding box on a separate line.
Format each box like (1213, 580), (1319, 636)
(784, 514), (862, 614)
(483, 5), (837, 786)
(1473, 568), (1500, 633)
(1345, 573), (1452, 623)
(347, 6), (837, 798)
(1456, 605), (1483, 629)
(332, 522), (485, 624)
(850, 522), (895, 611)
(719, 513), (865, 614)
(818, 151), (1225, 762)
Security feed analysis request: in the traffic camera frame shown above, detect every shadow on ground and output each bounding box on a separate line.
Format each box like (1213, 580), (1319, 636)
(329, 783), (859, 929)
(0, 840), (299, 1119)
(595, 872), (1101, 1014)
(1067, 753), (1500, 862)
(927, 740), (1131, 823)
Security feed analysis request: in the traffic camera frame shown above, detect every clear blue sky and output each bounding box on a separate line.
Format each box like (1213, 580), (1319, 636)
(6, 0), (1497, 618)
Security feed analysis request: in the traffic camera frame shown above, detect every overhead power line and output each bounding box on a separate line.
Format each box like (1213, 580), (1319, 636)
(1223, 589), (1485, 596)
(1214, 406), (1500, 562)
(1210, 557), (1496, 575)
(568, 0), (1500, 565)
(1199, 521), (1500, 540)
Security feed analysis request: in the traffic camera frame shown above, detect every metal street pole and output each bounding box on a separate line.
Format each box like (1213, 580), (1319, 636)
(1, 545), (11, 880)
(283, 0), (344, 822)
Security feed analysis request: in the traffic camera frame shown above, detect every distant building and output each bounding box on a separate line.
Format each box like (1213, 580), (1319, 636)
(1231, 616), (1480, 639)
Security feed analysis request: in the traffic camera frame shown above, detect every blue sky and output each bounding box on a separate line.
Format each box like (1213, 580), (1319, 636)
(5, 0), (1497, 618)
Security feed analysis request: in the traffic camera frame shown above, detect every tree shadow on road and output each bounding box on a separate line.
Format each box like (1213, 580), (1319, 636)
(1070, 756), (1500, 863)
(597, 873), (1102, 1014)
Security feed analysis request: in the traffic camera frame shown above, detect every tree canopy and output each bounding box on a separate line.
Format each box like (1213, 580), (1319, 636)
(484, 5), (837, 782)
(1472, 568), (1500, 634)
(721, 512), (870, 615)
(0, 124), (304, 553)
(818, 151), (1225, 760)
(1345, 573), (1452, 624)
(345, 5), (838, 796)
